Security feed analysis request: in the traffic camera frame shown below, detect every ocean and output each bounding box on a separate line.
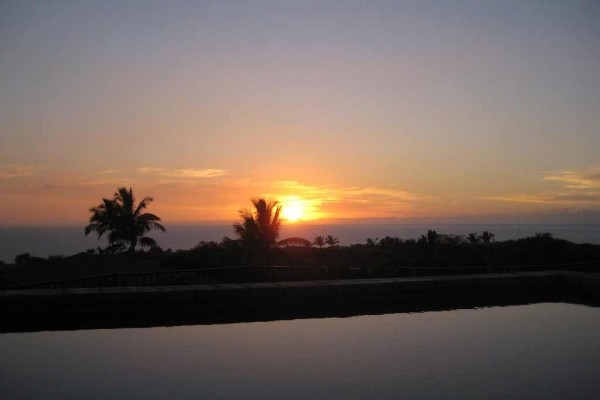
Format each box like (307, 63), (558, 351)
(1, 223), (599, 264)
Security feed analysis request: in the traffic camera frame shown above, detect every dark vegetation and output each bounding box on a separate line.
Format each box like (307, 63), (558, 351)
(2, 230), (599, 289)
(164, 230), (600, 270)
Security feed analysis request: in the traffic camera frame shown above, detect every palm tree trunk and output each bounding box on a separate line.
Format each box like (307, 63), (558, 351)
(127, 239), (137, 254)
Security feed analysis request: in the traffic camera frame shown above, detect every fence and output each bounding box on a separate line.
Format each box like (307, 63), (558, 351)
(4, 261), (600, 290)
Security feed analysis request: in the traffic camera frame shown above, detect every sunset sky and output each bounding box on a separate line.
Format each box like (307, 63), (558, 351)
(1, 1), (598, 226)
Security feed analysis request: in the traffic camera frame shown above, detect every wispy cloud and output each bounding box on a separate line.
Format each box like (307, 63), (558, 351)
(342, 186), (425, 202)
(138, 167), (166, 174)
(484, 166), (600, 207)
(161, 168), (227, 178)
(268, 180), (426, 219)
(0, 164), (39, 180)
(274, 181), (424, 202)
(483, 193), (600, 205)
(94, 169), (117, 175)
(80, 178), (129, 187)
(138, 167), (227, 179)
(543, 166), (600, 189)
(132, 178), (427, 222)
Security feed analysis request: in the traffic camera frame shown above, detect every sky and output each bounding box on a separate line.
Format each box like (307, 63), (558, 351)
(0, 0), (599, 226)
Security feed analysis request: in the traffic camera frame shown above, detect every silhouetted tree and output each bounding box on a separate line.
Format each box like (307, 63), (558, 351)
(14, 253), (31, 264)
(233, 198), (281, 265)
(313, 236), (325, 248)
(278, 237), (312, 247)
(419, 230), (439, 257)
(480, 231), (495, 244)
(440, 234), (462, 246)
(366, 237), (379, 247)
(325, 235), (339, 248)
(379, 236), (402, 249)
(85, 198), (122, 251)
(466, 232), (480, 245)
(419, 230), (439, 246)
(85, 187), (166, 253)
(14, 253), (44, 264)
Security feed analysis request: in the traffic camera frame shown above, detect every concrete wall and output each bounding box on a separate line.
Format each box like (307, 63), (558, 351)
(2, 270), (597, 309)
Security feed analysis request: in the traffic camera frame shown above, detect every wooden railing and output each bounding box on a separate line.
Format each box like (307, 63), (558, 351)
(4, 261), (599, 290)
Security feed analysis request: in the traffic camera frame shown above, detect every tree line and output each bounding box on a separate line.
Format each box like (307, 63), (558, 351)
(7, 186), (596, 271)
(69, 186), (600, 271)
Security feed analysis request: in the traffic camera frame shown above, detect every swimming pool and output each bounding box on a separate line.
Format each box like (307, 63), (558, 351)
(1, 302), (598, 400)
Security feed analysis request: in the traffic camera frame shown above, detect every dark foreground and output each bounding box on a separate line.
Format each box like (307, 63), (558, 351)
(1, 271), (598, 333)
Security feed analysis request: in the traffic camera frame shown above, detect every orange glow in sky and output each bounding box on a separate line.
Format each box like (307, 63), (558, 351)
(0, 3), (598, 226)
(280, 197), (309, 222)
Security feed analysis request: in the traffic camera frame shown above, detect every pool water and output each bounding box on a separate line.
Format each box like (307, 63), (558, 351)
(1, 303), (598, 400)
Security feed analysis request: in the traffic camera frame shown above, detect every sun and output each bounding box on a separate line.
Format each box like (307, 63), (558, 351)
(282, 204), (304, 222)
(281, 198), (306, 222)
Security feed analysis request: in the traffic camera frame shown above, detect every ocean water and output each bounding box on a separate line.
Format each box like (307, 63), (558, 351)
(1, 223), (599, 264)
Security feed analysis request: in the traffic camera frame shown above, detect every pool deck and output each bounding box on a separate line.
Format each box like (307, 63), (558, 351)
(1, 270), (598, 309)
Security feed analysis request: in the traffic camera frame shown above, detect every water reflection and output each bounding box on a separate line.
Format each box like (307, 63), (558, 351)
(1, 303), (599, 400)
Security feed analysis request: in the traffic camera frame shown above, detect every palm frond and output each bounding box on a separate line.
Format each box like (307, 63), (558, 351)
(139, 236), (157, 248)
(134, 196), (153, 216)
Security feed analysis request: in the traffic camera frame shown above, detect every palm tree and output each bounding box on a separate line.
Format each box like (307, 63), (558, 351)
(113, 187), (166, 253)
(419, 230), (439, 246)
(85, 197), (122, 251)
(85, 187), (166, 253)
(466, 232), (480, 245)
(233, 198), (282, 265)
(313, 236), (325, 248)
(479, 231), (495, 244)
(418, 230), (439, 257)
(325, 235), (339, 248)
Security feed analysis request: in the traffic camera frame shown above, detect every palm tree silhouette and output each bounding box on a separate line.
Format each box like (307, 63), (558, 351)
(479, 231), (495, 244)
(313, 236), (325, 248)
(85, 198), (121, 251)
(325, 235), (339, 248)
(85, 187), (165, 253)
(233, 198), (282, 265)
(419, 230), (439, 257)
(466, 232), (480, 245)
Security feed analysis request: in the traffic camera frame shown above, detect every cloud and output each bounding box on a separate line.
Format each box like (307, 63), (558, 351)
(80, 178), (129, 187)
(543, 166), (600, 189)
(161, 168), (227, 178)
(138, 167), (166, 174)
(483, 193), (600, 205)
(94, 169), (117, 175)
(342, 186), (425, 202)
(484, 166), (600, 207)
(551, 192), (600, 202)
(481, 194), (545, 204)
(138, 167), (227, 179)
(0, 164), (38, 180)
(267, 180), (426, 219)
(132, 178), (427, 222)
(274, 181), (424, 202)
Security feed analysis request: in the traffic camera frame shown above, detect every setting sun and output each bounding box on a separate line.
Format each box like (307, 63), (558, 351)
(282, 205), (303, 222)
(281, 197), (307, 222)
